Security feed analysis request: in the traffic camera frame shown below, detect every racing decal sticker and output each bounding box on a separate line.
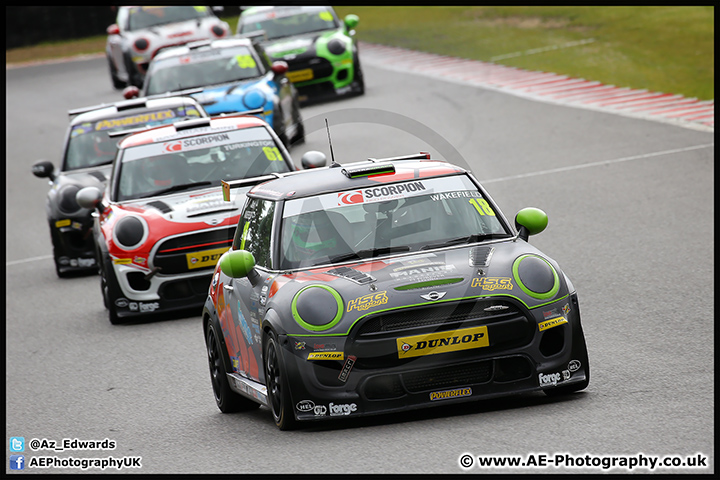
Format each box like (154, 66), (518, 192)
(235, 54), (257, 69)
(186, 247), (228, 270)
(563, 303), (571, 315)
(568, 360), (581, 372)
(113, 258), (132, 265)
(296, 400), (315, 412)
(55, 219), (71, 228)
(329, 402), (357, 416)
(338, 355), (357, 383)
(467, 198), (496, 216)
(307, 352), (344, 361)
(390, 263), (457, 280)
(94, 110), (176, 131)
(538, 316), (568, 332)
(337, 190), (364, 206)
(294, 341), (306, 350)
(346, 291), (388, 312)
(539, 370), (571, 387)
(397, 326), (489, 359)
(237, 302), (253, 345)
(429, 387), (472, 401)
(471, 277), (514, 291)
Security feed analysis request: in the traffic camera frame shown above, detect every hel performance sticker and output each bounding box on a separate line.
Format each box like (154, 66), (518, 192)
(397, 326), (489, 359)
(429, 387), (472, 401)
(186, 247), (229, 270)
(471, 277), (513, 291)
(283, 175), (481, 217)
(346, 291), (389, 312)
(307, 351), (344, 361)
(538, 316), (568, 332)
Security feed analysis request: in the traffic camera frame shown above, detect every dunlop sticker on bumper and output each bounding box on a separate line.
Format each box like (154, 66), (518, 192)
(186, 247), (229, 270)
(538, 316), (568, 332)
(287, 68), (314, 82)
(397, 326), (489, 358)
(307, 351), (344, 361)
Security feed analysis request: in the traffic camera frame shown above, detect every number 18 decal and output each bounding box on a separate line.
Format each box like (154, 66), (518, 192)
(469, 198), (495, 216)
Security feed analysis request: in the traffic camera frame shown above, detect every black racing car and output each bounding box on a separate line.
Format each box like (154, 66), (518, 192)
(202, 153), (590, 430)
(32, 95), (206, 277)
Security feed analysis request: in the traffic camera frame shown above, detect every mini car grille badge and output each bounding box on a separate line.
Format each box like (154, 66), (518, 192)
(483, 305), (509, 312)
(420, 291), (447, 302)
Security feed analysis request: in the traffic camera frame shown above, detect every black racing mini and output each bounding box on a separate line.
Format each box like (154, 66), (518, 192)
(202, 153), (590, 430)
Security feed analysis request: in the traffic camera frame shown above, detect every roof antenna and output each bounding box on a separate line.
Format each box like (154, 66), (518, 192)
(326, 118), (341, 167)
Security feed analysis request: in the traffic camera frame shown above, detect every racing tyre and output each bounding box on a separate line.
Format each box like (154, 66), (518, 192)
(206, 322), (261, 413)
(108, 56), (126, 90)
(351, 53), (365, 96)
(264, 330), (297, 430)
(290, 101), (305, 147)
(99, 251), (123, 324)
(123, 52), (143, 88)
(50, 223), (72, 278)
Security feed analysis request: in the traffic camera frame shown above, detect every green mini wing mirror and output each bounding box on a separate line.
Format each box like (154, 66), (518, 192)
(344, 14), (359, 30)
(220, 250), (256, 279)
(515, 207), (548, 242)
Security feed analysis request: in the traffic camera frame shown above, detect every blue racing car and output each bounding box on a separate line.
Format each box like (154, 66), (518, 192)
(124, 37), (304, 149)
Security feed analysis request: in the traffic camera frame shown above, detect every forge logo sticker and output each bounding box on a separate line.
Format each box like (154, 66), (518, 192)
(338, 190), (364, 206)
(397, 326), (489, 358)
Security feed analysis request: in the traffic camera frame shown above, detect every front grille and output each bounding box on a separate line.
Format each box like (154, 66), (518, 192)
(288, 57), (334, 80)
(360, 356), (532, 400)
(403, 361), (493, 392)
(159, 275), (213, 302)
(356, 299), (524, 337)
(153, 227), (235, 274)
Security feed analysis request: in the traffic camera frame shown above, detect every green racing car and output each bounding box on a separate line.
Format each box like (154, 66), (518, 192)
(236, 6), (364, 104)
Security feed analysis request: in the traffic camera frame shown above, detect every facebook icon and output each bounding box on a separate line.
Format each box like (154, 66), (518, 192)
(10, 455), (25, 470)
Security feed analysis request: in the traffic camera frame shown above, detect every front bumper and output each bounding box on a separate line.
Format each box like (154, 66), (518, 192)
(50, 218), (97, 273)
(112, 262), (213, 318)
(276, 294), (589, 422)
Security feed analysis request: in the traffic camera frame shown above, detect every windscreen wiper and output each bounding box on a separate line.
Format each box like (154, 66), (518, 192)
(137, 181), (212, 199)
(329, 245), (410, 263)
(420, 233), (508, 250)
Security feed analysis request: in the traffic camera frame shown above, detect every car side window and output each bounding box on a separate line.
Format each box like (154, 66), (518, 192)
(233, 198), (275, 269)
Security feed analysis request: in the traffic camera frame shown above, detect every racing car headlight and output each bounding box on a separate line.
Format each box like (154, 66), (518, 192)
(133, 38), (149, 52)
(113, 215), (148, 251)
(242, 89), (266, 110)
(512, 254), (560, 300)
(292, 285), (343, 332)
(327, 38), (347, 55)
(57, 185), (82, 214)
(211, 24), (226, 37)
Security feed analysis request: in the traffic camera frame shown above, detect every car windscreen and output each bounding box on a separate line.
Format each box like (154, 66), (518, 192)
(279, 175), (510, 270)
(127, 6), (211, 31)
(144, 46), (262, 95)
(240, 7), (338, 40)
(63, 105), (203, 171)
(114, 126), (291, 201)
